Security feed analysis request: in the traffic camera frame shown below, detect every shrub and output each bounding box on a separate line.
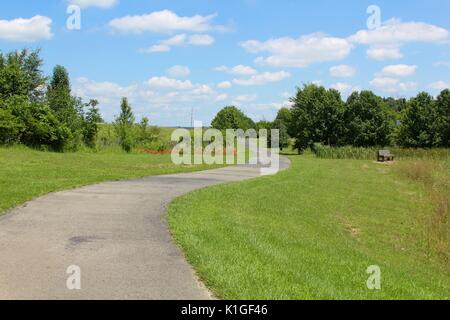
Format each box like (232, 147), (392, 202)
(0, 108), (23, 144)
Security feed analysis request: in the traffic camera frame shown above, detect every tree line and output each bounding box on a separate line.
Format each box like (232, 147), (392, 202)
(0, 49), (159, 153)
(212, 84), (450, 152)
(0, 49), (102, 151)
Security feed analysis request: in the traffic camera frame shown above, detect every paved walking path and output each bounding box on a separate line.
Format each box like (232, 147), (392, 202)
(0, 156), (290, 300)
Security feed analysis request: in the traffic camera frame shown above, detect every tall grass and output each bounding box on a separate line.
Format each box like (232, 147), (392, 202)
(396, 160), (450, 264)
(312, 144), (378, 160)
(312, 143), (450, 161)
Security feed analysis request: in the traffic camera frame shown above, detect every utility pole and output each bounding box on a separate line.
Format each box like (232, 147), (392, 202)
(190, 107), (194, 128)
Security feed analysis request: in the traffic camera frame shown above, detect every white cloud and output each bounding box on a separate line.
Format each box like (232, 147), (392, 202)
(73, 76), (222, 122)
(433, 61), (450, 67)
(167, 65), (191, 78)
(232, 71), (291, 86)
(235, 94), (257, 102)
(69, 0), (117, 9)
(370, 76), (417, 93)
(0, 15), (52, 42)
(109, 10), (219, 33)
(429, 81), (450, 91)
(73, 77), (139, 105)
(329, 65), (356, 78)
(217, 81), (232, 89)
(331, 82), (352, 93)
(147, 77), (194, 90)
(241, 33), (353, 68)
(349, 19), (449, 60)
(349, 19), (449, 45)
(215, 93), (228, 101)
(188, 34), (215, 45)
(215, 65), (257, 76)
(141, 33), (214, 53)
(366, 46), (403, 60)
(378, 64), (417, 77)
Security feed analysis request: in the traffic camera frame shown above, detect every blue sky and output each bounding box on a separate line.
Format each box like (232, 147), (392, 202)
(1, 0), (449, 126)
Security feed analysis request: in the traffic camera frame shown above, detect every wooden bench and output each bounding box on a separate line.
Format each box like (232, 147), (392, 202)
(377, 150), (394, 162)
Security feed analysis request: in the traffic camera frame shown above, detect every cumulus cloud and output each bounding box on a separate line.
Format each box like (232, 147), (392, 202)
(366, 46), (403, 60)
(109, 10), (220, 34)
(0, 15), (53, 42)
(433, 61), (450, 67)
(215, 65), (257, 76)
(166, 65), (191, 78)
(69, 0), (117, 9)
(240, 33), (353, 68)
(215, 93), (228, 101)
(73, 76), (223, 122)
(329, 65), (356, 78)
(349, 19), (449, 60)
(429, 81), (450, 91)
(378, 64), (417, 77)
(217, 81), (232, 89)
(232, 71), (291, 86)
(141, 33), (214, 53)
(188, 34), (215, 45)
(147, 77), (195, 90)
(235, 94), (257, 102)
(370, 76), (417, 93)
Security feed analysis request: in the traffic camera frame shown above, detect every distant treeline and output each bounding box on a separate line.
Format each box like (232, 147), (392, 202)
(0, 49), (160, 152)
(212, 84), (450, 152)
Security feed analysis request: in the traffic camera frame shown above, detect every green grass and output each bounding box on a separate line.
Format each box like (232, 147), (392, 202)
(0, 145), (220, 214)
(168, 155), (450, 299)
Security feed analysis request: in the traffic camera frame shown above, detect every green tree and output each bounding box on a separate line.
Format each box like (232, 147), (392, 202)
(272, 107), (292, 150)
(435, 89), (450, 147)
(83, 99), (102, 148)
(6, 96), (70, 151)
(114, 97), (135, 152)
(396, 92), (442, 148)
(46, 65), (83, 149)
(0, 108), (23, 145)
(290, 84), (344, 152)
(0, 49), (46, 101)
(211, 106), (255, 131)
(343, 90), (392, 147)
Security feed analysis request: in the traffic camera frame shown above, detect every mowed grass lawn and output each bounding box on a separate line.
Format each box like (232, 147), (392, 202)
(0, 146), (218, 214)
(169, 155), (450, 299)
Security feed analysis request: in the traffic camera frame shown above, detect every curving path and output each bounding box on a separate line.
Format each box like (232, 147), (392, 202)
(0, 156), (290, 300)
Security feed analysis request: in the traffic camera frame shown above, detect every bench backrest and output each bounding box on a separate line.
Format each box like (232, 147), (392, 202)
(378, 150), (392, 156)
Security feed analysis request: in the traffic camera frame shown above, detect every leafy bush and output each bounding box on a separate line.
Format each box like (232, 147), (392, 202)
(6, 96), (70, 151)
(0, 108), (23, 145)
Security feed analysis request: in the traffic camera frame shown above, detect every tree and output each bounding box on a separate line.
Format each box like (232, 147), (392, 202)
(343, 90), (392, 147)
(435, 89), (450, 147)
(272, 107), (292, 150)
(396, 92), (442, 148)
(0, 49), (46, 101)
(5, 95), (70, 151)
(83, 100), (102, 148)
(211, 106), (255, 131)
(47, 65), (83, 149)
(290, 84), (344, 152)
(114, 97), (135, 152)
(0, 108), (22, 145)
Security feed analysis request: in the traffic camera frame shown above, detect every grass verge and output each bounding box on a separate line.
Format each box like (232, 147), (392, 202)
(168, 155), (450, 299)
